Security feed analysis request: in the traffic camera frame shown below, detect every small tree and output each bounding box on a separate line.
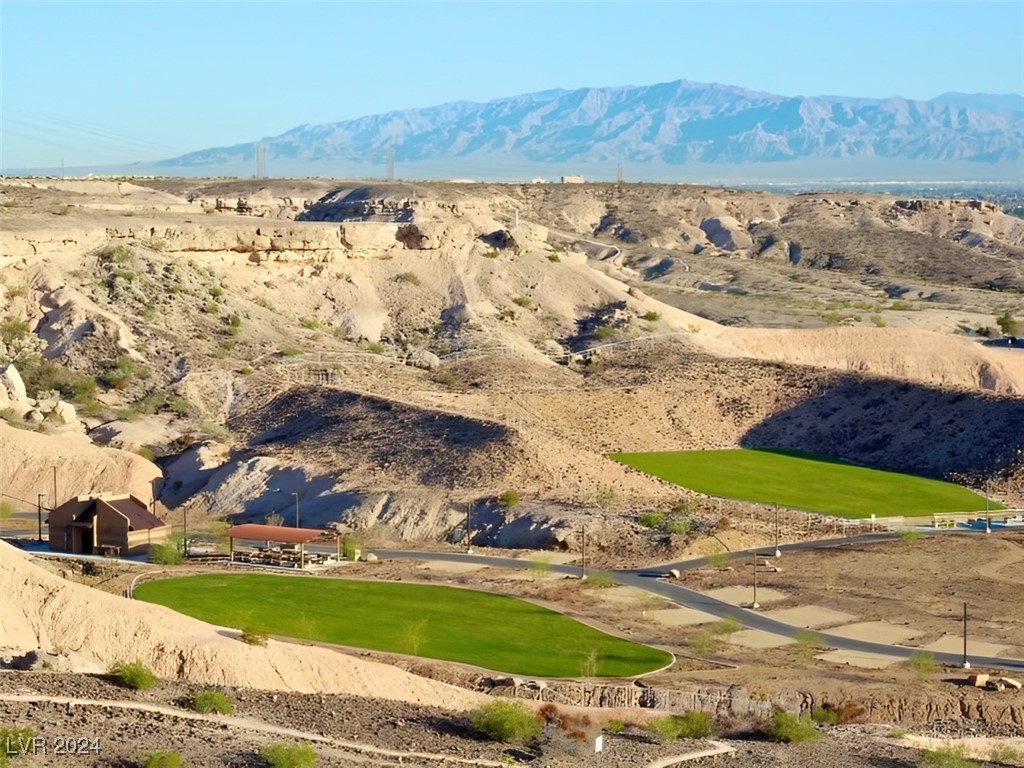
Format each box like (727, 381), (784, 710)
(528, 554), (550, 581)
(498, 490), (520, 509)
(995, 311), (1019, 336)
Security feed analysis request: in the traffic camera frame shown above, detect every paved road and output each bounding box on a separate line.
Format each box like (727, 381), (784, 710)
(368, 531), (1024, 673)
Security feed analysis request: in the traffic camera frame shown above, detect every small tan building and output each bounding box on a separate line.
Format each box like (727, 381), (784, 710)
(48, 493), (171, 556)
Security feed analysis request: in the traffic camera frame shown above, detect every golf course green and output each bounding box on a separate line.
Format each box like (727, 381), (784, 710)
(134, 573), (673, 677)
(611, 448), (998, 518)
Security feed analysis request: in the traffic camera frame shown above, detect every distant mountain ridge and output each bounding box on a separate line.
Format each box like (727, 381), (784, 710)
(159, 79), (1024, 170)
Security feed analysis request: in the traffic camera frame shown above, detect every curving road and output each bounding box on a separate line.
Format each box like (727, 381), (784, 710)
(366, 530), (1024, 673)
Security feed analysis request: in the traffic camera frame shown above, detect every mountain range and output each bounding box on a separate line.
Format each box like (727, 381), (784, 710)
(159, 79), (1024, 174)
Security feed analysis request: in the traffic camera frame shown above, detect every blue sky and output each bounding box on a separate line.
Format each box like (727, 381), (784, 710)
(2, 1), (1022, 169)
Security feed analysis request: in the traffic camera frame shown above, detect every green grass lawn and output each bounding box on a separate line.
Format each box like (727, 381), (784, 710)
(134, 574), (672, 678)
(612, 448), (1000, 519)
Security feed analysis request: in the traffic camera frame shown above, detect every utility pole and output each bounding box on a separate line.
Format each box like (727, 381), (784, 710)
(37, 494), (44, 542)
(774, 504), (781, 558)
(292, 493), (300, 528)
(581, 523), (587, 579)
(962, 602), (970, 669)
(183, 505), (189, 558)
(751, 551), (760, 610)
(52, 466), (58, 511)
(466, 501), (473, 554)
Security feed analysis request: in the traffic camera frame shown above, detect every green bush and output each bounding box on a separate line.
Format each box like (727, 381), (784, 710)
(583, 570), (615, 588)
(667, 518), (692, 535)
(189, 690), (235, 715)
(240, 626), (269, 647)
(642, 311), (661, 321)
(141, 751), (181, 768)
(761, 711), (821, 743)
(109, 660), (158, 690)
(0, 727), (35, 767)
(259, 742), (317, 768)
(810, 706), (838, 725)
(469, 700), (542, 745)
(482, 248), (499, 259)
(638, 511), (665, 528)
(593, 325), (615, 341)
(512, 296), (532, 308)
(647, 711), (713, 741)
(604, 719), (625, 734)
(909, 650), (937, 680)
(150, 537), (185, 565)
(396, 271), (421, 286)
(367, 342), (385, 354)
(498, 490), (520, 509)
(921, 744), (978, 768)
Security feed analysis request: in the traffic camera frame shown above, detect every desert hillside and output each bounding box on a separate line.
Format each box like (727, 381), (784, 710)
(1, 178), (1022, 545)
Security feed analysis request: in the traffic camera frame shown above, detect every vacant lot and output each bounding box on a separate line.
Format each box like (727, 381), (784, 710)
(612, 448), (997, 518)
(134, 573), (673, 677)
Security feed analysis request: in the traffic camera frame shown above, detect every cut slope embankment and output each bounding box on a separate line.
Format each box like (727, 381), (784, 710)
(0, 542), (485, 707)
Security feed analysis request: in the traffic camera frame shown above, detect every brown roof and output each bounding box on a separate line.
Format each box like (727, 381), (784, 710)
(226, 524), (327, 544)
(105, 498), (166, 531)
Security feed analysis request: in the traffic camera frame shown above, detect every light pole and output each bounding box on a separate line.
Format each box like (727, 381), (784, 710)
(37, 494), (45, 542)
(753, 552), (761, 614)
(581, 523), (587, 580)
(962, 602), (970, 670)
(774, 504), (781, 558)
(292, 493), (300, 528)
(466, 501), (473, 554)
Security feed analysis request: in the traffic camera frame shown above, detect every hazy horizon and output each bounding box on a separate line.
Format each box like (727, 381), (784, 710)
(3, 1), (1023, 170)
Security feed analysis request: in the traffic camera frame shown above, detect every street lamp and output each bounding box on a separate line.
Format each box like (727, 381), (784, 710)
(466, 501), (473, 554)
(774, 504), (781, 558)
(753, 552), (761, 614)
(292, 493), (300, 528)
(37, 494), (45, 542)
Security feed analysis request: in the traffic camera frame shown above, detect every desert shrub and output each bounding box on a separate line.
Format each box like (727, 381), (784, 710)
(638, 511), (665, 528)
(921, 744), (978, 768)
(259, 742), (317, 768)
(642, 311), (661, 321)
(300, 318), (319, 329)
(367, 342), (385, 354)
(528, 555), (550, 581)
(498, 490), (520, 508)
(810, 706), (838, 725)
(996, 311), (1019, 336)
(396, 271), (421, 286)
(512, 296), (532, 308)
(0, 727), (35, 767)
(141, 752), (182, 768)
(689, 630), (721, 658)
(593, 325), (615, 341)
(240, 367), (253, 375)
(667, 518), (692, 535)
(711, 617), (742, 636)
(109, 660), (158, 690)
(988, 744), (1022, 764)
(603, 719), (626, 735)
(832, 701), (868, 724)
(240, 626), (268, 647)
(189, 690), (235, 715)
(432, 371), (459, 386)
(900, 529), (922, 544)
(100, 355), (140, 390)
(149, 537), (184, 566)
(762, 711), (821, 743)
(547, 252), (561, 262)
(482, 248), (499, 259)
(469, 700), (542, 745)
(136, 445), (157, 462)
(203, 301), (220, 315)
(794, 629), (823, 660)
(281, 347), (302, 357)
(647, 711), (713, 741)
(208, 284), (223, 298)
(594, 486), (616, 508)
(200, 421), (233, 443)
(583, 570), (615, 588)
(909, 650), (937, 680)
(706, 547), (729, 568)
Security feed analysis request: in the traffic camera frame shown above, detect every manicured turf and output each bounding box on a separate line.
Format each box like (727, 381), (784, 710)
(611, 448), (1001, 519)
(135, 574), (672, 678)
